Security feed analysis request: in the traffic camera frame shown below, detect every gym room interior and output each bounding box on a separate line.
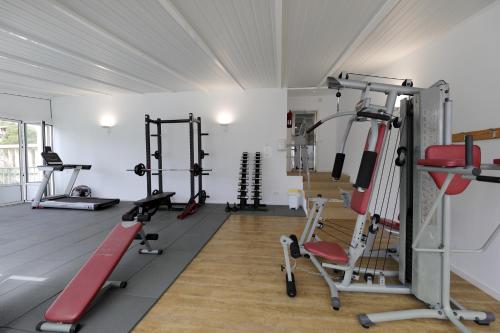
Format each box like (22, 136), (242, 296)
(0, 1), (499, 332)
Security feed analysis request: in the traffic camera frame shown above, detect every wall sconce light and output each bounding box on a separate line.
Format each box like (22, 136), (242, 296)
(100, 114), (116, 128)
(217, 111), (234, 126)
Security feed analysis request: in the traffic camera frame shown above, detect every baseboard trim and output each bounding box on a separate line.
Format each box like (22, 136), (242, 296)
(452, 265), (500, 301)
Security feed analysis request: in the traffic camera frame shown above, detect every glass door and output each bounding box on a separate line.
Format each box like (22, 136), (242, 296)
(0, 119), (23, 205)
(25, 122), (53, 201)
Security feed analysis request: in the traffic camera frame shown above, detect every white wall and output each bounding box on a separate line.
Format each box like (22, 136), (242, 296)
(339, 3), (500, 299)
(51, 89), (302, 204)
(0, 93), (52, 123)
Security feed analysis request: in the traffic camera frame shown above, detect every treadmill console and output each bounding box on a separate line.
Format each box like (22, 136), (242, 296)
(41, 152), (63, 166)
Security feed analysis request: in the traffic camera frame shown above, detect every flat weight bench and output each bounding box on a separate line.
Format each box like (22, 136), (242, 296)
(37, 192), (175, 333)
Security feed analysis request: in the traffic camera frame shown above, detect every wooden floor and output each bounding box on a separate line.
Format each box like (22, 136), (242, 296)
(134, 213), (499, 333)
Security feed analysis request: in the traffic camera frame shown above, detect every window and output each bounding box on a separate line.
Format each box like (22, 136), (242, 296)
(25, 123), (53, 183)
(0, 119), (21, 185)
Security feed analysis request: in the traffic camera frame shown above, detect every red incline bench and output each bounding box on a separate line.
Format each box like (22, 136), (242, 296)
(37, 192), (174, 333)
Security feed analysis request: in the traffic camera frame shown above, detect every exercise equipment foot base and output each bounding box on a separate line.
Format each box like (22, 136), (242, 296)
(358, 314), (374, 328)
(36, 321), (81, 333)
(474, 312), (495, 325)
(331, 297), (341, 311)
(286, 273), (297, 297)
(139, 249), (163, 255)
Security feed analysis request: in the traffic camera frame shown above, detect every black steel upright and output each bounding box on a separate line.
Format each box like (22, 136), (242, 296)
(197, 116), (203, 202)
(145, 114), (152, 196)
(157, 119), (163, 193)
(188, 113), (195, 199)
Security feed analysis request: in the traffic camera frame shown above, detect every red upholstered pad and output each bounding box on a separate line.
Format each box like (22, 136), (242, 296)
(45, 222), (142, 323)
(494, 158), (500, 165)
(417, 158), (465, 167)
(351, 124), (387, 215)
(304, 241), (349, 264)
(420, 144), (481, 195)
(379, 218), (400, 231)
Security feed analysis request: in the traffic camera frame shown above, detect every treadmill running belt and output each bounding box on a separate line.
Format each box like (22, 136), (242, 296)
(53, 197), (118, 204)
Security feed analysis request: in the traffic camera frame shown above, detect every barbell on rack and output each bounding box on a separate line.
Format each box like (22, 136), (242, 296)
(127, 163), (212, 177)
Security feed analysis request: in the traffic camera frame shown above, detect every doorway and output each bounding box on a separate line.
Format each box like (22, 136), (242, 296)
(287, 111), (316, 172)
(0, 119), (22, 204)
(0, 119), (53, 205)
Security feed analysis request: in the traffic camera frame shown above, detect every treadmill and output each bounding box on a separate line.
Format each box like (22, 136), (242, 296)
(32, 150), (120, 210)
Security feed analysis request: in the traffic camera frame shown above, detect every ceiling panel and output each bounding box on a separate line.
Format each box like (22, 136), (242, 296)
(0, 0), (495, 97)
(0, 0), (198, 92)
(61, 0), (238, 90)
(0, 33), (169, 94)
(172, 0), (278, 89)
(0, 54), (135, 95)
(339, 0), (495, 75)
(283, 0), (386, 88)
(0, 71), (96, 96)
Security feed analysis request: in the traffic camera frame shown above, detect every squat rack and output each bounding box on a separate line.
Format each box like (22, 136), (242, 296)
(144, 113), (209, 211)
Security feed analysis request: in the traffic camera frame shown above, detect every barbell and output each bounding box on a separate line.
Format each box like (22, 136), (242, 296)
(127, 163), (212, 177)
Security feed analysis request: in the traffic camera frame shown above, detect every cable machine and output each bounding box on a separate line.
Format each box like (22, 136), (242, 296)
(280, 74), (499, 332)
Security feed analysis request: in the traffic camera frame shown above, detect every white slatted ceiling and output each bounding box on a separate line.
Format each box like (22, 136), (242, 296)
(283, 0), (386, 88)
(61, 0), (237, 90)
(172, 0), (277, 89)
(0, 0), (494, 97)
(0, 0), (194, 92)
(0, 70), (94, 96)
(0, 33), (167, 93)
(340, 0), (494, 74)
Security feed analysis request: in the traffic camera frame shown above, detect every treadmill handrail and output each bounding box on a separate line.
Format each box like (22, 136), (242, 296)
(37, 164), (92, 171)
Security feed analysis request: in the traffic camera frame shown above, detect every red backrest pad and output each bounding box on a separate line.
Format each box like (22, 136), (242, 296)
(425, 144), (481, 195)
(350, 124), (386, 214)
(45, 222), (142, 323)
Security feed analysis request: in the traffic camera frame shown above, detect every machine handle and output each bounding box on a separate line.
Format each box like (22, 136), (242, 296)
(465, 135), (473, 167)
(331, 153), (345, 180)
(306, 120), (322, 134)
(476, 175), (500, 183)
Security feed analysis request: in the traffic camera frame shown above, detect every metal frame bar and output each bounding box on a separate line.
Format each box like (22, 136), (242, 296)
(143, 113), (207, 206)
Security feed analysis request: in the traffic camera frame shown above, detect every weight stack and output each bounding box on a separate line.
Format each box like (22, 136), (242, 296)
(251, 152), (262, 207)
(237, 152), (249, 207)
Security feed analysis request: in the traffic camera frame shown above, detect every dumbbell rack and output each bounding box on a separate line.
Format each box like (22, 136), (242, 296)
(251, 152), (266, 209)
(226, 152), (267, 212)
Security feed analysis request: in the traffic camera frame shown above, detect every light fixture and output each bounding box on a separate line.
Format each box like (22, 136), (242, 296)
(100, 114), (116, 128)
(216, 111), (234, 126)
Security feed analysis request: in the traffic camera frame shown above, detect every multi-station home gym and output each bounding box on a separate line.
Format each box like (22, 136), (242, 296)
(0, 1), (498, 333)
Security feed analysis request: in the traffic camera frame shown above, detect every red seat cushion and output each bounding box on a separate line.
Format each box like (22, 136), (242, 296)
(417, 158), (465, 167)
(45, 222), (142, 323)
(418, 144), (481, 195)
(304, 241), (349, 264)
(494, 158), (500, 165)
(379, 218), (400, 231)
